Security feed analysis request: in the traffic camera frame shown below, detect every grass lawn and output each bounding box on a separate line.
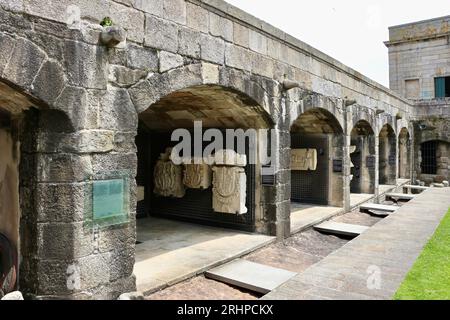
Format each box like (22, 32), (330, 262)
(394, 208), (450, 300)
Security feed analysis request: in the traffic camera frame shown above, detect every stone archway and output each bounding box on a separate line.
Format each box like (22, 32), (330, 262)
(379, 124), (397, 185)
(290, 107), (344, 207)
(350, 120), (376, 194)
(135, 84), (273, 233)
(398, 127), (411, 179)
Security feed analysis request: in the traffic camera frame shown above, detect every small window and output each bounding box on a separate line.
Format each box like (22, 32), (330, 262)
(435, 77), (450, 98)
(420, 141), (438, 175)
(405, 79), (420, 99)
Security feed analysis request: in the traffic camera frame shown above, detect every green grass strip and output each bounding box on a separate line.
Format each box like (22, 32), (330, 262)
(394, 208), (450, 300)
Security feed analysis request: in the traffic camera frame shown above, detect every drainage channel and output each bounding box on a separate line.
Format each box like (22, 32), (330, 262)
(146, 199), (407, 300)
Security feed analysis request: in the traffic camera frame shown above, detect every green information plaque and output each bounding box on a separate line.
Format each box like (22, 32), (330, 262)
(86, 175), (130, 227)
(93, 179), (125, 220)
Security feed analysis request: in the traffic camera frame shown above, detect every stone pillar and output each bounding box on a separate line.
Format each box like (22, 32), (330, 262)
(395, 129), (400, 182)
(263, 94), (290, 240)
(343, 105), (352, 212)
(19, 97), (137, 299)
(374, 134), (380, 203)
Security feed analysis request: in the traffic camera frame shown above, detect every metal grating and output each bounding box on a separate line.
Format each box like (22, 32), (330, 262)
(137, 130), (256, 232)
(291, 134), (329, 205)
(421, 141), (438, 174)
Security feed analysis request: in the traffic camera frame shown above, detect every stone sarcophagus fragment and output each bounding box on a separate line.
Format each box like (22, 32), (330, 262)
(211, 150), (247, 215)
(183, 158), (212, 190)
(153, 148), (185, 198)
(291, 149), (318, 171)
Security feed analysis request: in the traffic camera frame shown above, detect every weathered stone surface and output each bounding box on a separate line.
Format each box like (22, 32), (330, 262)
(144, 14), (178, 52)
(36, 153), (93, 183)
(225, 43), (251, 72)
(163, 0), (186, 25)
(36, 182), (88, 223)
(31, 60), (66, 103)
(109, 65), (148, 87)
(233, 22), (249, 48)
(126, 44), (158, 71)
(64, 41), (108, 90)
(2, 38), (45, 89)
(186, 2), (209, 33)
(37, 222), (94, 260)
(37, 130), (115, 154)
(249, 30), (268, 55)
(99, 88), (137, 131)
(159, 51), (184, 73)
(209, 12), (233, 42)
(0, 33), (15, 75)
(178, 27), (201, 58)
(133, 0), (163, 17)
(200, 34), (225, 65)
(0, 0), (24, 12)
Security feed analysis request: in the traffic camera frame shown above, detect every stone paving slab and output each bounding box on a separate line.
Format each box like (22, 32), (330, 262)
(263, 188), (450, 300)
(385, 193), (416, 201)
(314, 222), (369, 237)
(134, 217), (275, 295)
(360, 203), (399, 213)
(403, 185), (429, 191)
(205, 259), (297, 294)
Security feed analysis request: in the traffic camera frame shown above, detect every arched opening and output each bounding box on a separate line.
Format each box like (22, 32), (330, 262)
(379, 124), (397, 185)
(136, 84), (271, 231)
(419, 140), (450, 185)
(350, 120), (376, 194)
(398, 128), (411, 179)
(290, 108), (344, 207)
(133, 84), (274, 292)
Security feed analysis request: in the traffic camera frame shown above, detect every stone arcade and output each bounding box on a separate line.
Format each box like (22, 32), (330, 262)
(0, 0), (448, 299)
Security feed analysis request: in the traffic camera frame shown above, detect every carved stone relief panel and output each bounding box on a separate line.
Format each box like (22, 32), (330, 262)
(183, 158), (212, 190)
(291, 149), (318, 171)
(210, 150), (247, 215)
(212, 166), (247, 215)
(153, 148), (185, 198)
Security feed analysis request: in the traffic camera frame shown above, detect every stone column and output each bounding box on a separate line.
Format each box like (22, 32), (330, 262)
(263, 94), (290, 240)
(374, 134), (380, 203)
(343, 105), (352, 212)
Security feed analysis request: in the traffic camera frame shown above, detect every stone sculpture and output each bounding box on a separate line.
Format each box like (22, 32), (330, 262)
(211, 150), (247, 215)
(183, 158), (212, 190)
(291, 149), (317, 171)
(153, 148), (185, 198)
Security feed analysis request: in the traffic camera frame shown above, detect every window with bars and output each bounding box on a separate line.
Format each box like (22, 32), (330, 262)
(420, 141), (438, 174)
(435, 77), (450, 98)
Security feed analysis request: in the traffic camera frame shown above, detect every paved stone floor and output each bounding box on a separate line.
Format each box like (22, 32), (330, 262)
(263, 188), (450, 300)
(146, 208), (381, 299)
(134, 217), (275, 295)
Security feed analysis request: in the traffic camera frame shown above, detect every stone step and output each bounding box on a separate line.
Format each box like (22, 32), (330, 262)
(205, 259), (297, 294)
(313, 221), (369, 237)
(385, 193), (416, 201)
(360, 203), (399, 213)
(403, 185), (429, 191)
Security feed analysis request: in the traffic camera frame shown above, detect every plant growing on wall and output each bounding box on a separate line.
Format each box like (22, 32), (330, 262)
(100, 17), (113, 27)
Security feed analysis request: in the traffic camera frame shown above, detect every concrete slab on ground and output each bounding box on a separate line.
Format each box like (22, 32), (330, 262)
(386, 193), (415, 201)
(360, 203), (398, 213)
(134, 217), (275, 295)
(263, 187), (450, 300)
(205, 259), (297, 294)
(314, 221), (369, 237)
(403, 185), (429, 192)
(290, 203), (343, 234)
